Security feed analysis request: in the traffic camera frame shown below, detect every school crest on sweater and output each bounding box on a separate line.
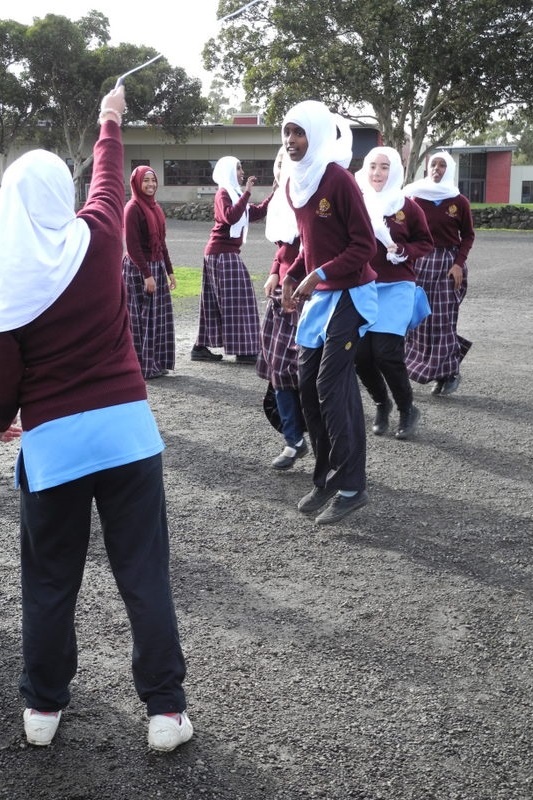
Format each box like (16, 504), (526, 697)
(316, 198), (332, 218)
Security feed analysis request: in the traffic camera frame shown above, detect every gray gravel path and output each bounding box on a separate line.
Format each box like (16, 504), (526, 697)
(0, 223), (532, 800)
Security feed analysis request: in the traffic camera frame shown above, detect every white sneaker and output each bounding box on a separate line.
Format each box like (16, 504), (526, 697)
(148, 711), (193, 752)
(23, 708), (62, 746)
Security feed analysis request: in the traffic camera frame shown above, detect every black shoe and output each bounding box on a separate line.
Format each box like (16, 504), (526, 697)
(431, 379), (445, 396)
(271, 439), (309, 470)
(191, 345), (223, 362)
(298, 485), (338, 515)
(315, 490), (369, 525)
(395, 406), (420, 440)
(440, 374), (462, 396)
(372, 398), (393, 435)
(235, 354), (257, 365)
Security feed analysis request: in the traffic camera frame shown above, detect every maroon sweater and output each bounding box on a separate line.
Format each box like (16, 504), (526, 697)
(124, 201), (173, 279)
(286, 163), (377, 289)
(371, 198), (434, 283)
(0, 121), (146, 433)
(269, 239), (301, 282)
(413, 194), (475, 268)
(204, 188), (272, 255)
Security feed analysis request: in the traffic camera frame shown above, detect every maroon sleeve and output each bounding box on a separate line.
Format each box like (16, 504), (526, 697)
(286, 250), (306, 283)
(0, 333), (24, 432)
(80, 120), (124, 236)
(318, 170), (377, 282)
(397, 199), (435, 262)
(214, 189), (251, 225)
(456, 196), (475, 267)
(249, 193), (273, 223)
(270, 249), (282, 276)
(124, 202), (151, 279)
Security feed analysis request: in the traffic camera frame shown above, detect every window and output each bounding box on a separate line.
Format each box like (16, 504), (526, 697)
(521, 181), (533, 203)
(458, 153), (486, 202)
(131, 159), (150, 172)
(163, 159), (275, 187)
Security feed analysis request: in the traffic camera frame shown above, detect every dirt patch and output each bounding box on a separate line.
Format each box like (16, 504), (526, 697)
(1, 225), (532, 800)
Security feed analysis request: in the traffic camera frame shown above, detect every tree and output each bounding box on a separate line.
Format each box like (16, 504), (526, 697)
(143, 63), (209, 141)
(0, 19), (48, 179)
(23, 13), (119, 203)
(3, 12), (208, 205)
(464, 109), (533, 165)
(204, 0), (533, 180)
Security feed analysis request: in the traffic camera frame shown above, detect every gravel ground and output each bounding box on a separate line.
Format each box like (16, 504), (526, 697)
(1, 222), (532, 800)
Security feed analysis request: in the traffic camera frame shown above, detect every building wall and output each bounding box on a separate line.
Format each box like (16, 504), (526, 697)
(122, 124), (283, 202)
(509, 165), (533, 204)
(485, 151), (512, 204)
(4, 122), (380, 203)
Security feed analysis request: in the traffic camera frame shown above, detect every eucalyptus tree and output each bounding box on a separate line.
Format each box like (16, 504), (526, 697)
(204, 0), (533, 180)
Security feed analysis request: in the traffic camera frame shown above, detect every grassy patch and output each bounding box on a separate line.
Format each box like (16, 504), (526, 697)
(170, 266), (202, 298)
(470, 203), (533, 210)
(170, 265), (261, 298)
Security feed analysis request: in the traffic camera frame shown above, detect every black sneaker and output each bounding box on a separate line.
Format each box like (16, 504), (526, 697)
(191, 345), (223, 362)
(297, 485), (338, 514)
(315, 490), (369, 525)
(235, 354), (257, 364)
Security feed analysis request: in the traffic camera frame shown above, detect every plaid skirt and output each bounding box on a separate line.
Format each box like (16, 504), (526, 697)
(405, 247), (471, 383)
(123, 256), (175, 378)
(196, 252), (260, 356)
(256, 289), (300, 391)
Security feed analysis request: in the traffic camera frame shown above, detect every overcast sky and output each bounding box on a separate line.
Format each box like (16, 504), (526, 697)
(8, 0), (223, 88)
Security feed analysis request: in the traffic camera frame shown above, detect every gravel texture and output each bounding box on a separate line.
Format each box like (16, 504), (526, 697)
(0, 223), (532, 800)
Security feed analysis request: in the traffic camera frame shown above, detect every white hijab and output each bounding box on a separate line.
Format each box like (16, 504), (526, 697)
(282, 100), (337, 208)
(355, 146), (408, 263)
(264, 146), (299, 245)
(402, 150), (460, 201)
(332, 115), (354, 169)
(212, 155), (249, 241)
(0, 149), (90, 333)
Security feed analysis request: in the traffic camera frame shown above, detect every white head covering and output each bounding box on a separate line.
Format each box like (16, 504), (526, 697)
(332, 115), (354, 169)
(355, 146), (408, 263)
(402, 150), (460, 201)
(264, 146), (299, 244)
(212, 155), (249, 241)
(281, 100), (337, 208)
(0, 149), (90, 332)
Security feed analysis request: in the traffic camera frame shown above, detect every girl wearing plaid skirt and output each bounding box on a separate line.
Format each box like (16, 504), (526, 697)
(123, 166), (176, 380)
(403, 152), (475, 396)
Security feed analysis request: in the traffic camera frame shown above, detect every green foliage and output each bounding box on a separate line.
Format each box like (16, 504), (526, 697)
(0, 12), (209, 200)
(0, 18), (48, 165)
(206, 0), (533, 180)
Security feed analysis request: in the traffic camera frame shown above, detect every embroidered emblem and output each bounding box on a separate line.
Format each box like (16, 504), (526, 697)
(344, 341), (353, 351)
(447, 204), (458, 217)
(316, 198), (331, 218)
(394, 210), (405, 224)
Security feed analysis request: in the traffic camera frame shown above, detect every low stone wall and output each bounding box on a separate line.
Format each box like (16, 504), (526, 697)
(161, 202), (533, 229)
(161, 202), (214, 222)
(471, 206), (533, 229)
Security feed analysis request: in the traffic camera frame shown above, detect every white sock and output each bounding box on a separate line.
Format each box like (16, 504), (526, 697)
(281, 446), (297, 458)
